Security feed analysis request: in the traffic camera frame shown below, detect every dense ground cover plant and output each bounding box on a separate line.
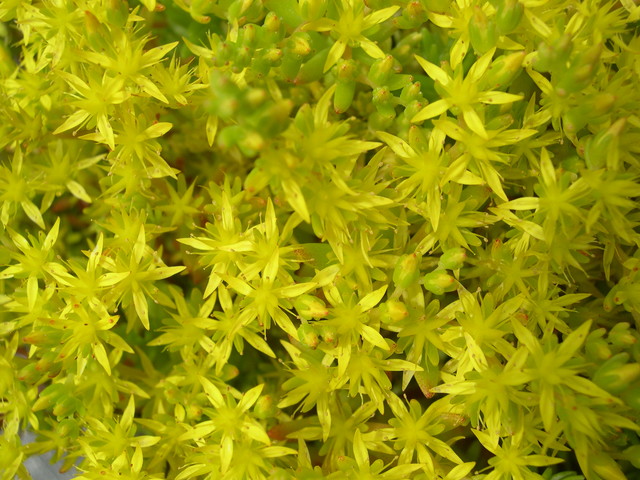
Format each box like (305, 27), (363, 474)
(1, 0), (640, 478)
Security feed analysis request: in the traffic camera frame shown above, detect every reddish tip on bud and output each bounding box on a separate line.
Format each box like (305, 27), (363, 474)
(393, 253), (420, 289)
(297, 323), (320, 348)
(294, 295), (329, 320)
(439, 247), (467, 270)
(422, 269), (456, 295)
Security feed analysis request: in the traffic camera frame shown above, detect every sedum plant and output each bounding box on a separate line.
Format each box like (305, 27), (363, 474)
(2, 0), (640, 479)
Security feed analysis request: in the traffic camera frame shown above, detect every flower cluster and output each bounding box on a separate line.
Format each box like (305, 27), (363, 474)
(1, 0), (640, 479)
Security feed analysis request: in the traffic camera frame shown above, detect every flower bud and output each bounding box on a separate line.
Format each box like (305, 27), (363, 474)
(608, 322), (638, 348)
(422, 269), (456, 295)
(372, 86), (396, 117)
(594, 353), (640, 394)
(294, 295), (329, 320)
(557, 44), (602, 93)
(585, 329), (612, 361)
(17, 363), (40, 383)
(254, 394), (277, 419)
(290, 33), (313, 57)
(264, 12), (281, 32)
(439, 247), (467, 270)
(57, 418), (79, 438)
(221, 364), (239, 381)
(297, 323), (320, 348)
(468, 6), (498, 53)
(400, 82), (423, 104)
(320, 325), (337, 345)
(369, 55), (395, 86)
(584, 118), (625, 170)
(53, 396), (80, 417)
(535, 34), (572, 73)
(240, 24), (257, 48)
(393, 253), (420, 289)
(495, 0), (523, 34)
(384, 300), (409, 323)
(480, 51), (525, 89)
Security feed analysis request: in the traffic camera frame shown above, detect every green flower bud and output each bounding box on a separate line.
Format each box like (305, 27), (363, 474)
(16, 363), (40, 383)
(609, 322), (638, 348)
(53, 396), (80, 417)
(379, 300), (409, 323)
(557, 44), (602, 94)
(320, 324), (337, 345)
(264, 12), (281, 33)
(468, 6), (498, 53)
(240, 24), (257, 48)
(584, 118), (625, 170)
(294, 295), (329, 320)
(57, 418), (79, 438)
(422, 269), (456, 295)
(400, 82), (423, 104)
(535, 34), (572, 73)
(254, 394), (277, 419)
(495, 0), (523, 34)
(369, 55), (395, 86)
(439, 247), (467, 270)
(369, 110), (395, 130)
(480, 51), (525, 89)
(297, 323), (320, 348)
(585, 329), (612, 361)
(393, 253), (420, 289)
(372, 86), (396, 117)
(594, 353), (640, 394)
(221, 364), (240, 381)
(300, 0), (326, 21)
(289, 32), (313, 57)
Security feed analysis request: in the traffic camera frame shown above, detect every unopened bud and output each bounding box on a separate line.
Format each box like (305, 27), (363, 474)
(294, 295), (329, 320)
(594, 353), (640, 393)
(609, 322), (638, 348)
(468, 6), (498, 53)
(383, 300), (409, 323)
(393, 253), (420, 289)
(53, 396), (80, 417)
(57, 418), (79, 438)
(585, 330), (612, 361)
(17, 363), (40, 383)
(254, 394), (277, 419)
(439, 247), (467, 270)
(481, 51), (525, 89)
(584, 118), (625, 170)
(400, 82), (423, 104)
(369, 55), (395, 86)
(422, 269), (456, 295)
(321, 325), (337, 345)
(289, 33), (312, 57)
(297, 323), (320, 348)
(496, 0), (523, 34)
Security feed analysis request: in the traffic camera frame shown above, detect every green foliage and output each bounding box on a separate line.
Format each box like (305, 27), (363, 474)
(1, 0), (640, 479)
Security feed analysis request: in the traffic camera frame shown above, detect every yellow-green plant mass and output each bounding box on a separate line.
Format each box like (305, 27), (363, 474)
(2, 0), (640, 478)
